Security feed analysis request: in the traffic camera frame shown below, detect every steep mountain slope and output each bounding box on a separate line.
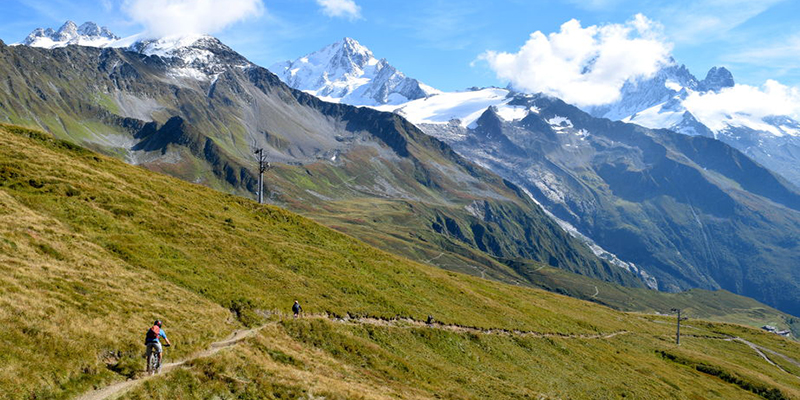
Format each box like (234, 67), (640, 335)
(589, 63), (800, 187)
(2, 124), (800, 400)
(397, 89), (800, 316)
(269, 37), (439, 105)
(0, 37), (640, 290)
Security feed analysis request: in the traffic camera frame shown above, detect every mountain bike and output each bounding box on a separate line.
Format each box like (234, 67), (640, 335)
(146, 343), (170, 375)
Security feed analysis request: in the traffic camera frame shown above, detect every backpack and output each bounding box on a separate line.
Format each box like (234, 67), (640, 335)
(145, 325), (160, 344)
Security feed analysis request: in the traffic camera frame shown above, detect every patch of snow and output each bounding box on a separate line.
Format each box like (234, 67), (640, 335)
(780, 125), (800, 136)
(664, 80), (683, 92)
(547, 116), (574, 132)
(131, 34), (209, 57)
(547, 116), (572, 127)
(379, 88), (511, 127)
(495, 104), (529, 121)
(624, 103), (684, 129)
(518, 187), (658, 289)
(169, 67), (212, 81)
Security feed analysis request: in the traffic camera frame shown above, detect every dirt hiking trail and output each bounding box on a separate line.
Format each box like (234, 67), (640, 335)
(71, 313), (640, 400)
(75, 327), (261, 400)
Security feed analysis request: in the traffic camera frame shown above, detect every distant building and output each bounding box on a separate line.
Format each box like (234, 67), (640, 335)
(776, 330), (791, 337)
(762, 325), (777, 332)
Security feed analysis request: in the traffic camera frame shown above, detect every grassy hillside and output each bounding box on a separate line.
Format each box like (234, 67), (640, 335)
(1, 123), (799, 400)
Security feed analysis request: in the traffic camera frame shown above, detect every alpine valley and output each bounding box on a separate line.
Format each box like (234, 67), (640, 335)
(275, 38), (800, 318)
(3, 19), (800, 400)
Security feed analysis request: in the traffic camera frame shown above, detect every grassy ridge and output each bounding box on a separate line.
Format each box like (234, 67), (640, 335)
(1, 123), (799, 399)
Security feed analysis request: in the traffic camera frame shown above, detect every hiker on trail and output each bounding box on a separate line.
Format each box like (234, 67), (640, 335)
(292, 300), (302, 318)
(145, 320), (171, 369)
(426, 315), (434, 326)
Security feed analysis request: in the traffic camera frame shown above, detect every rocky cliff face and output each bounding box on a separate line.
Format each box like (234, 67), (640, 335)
(697, 67), (734, 92)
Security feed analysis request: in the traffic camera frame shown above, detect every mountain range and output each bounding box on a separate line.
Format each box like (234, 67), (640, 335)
(587, 62), (800, 187)
(275, 38), (800, 317)
(22, 20), (119, 48)
(0, 24), (643, 297)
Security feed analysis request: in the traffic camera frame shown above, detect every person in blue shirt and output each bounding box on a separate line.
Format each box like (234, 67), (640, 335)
(144, 320), (171, 372)
(292, 300), (302, 318)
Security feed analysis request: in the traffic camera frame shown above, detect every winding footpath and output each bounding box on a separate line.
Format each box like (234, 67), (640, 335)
(74, 312), (800, 400)
(69, 313), (651, 400)
(725, 337), (800, 380)
(335, 314), (629, 339)
(75, 328), (262, 400)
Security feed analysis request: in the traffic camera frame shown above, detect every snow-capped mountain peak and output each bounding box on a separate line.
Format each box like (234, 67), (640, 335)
(270, 37), (439, 106)
(594, 62), (800, 186)
(585, 59), (698, 121)
(19, 24), (250, 82)
(128, 34), (252, 81)
(22, 21), (119, 48)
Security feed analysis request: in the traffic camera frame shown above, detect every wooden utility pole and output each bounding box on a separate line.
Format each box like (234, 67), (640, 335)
(254, 148), (269, 204)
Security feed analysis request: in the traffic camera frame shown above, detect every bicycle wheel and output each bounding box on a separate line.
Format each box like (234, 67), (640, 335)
(147, 349), (159, 375)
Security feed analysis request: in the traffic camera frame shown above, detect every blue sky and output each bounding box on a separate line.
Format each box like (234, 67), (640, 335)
(1, 0), (798, 93)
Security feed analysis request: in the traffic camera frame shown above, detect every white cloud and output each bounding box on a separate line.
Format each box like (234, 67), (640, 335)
(316, 0), (362, 21)
(480, 14), (672, 107)
(123, 0), (264, 37)
(683, 81), (800, 132)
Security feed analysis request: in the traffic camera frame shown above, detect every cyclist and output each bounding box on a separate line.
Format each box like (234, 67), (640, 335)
(144, 320), (171, 372)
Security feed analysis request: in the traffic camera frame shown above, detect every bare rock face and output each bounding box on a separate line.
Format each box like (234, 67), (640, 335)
(698, 67), (735, 92)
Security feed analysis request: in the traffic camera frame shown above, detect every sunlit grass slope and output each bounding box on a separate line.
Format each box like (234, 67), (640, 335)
(124, 316), (800, 400)
(1, 123), (799, 400)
